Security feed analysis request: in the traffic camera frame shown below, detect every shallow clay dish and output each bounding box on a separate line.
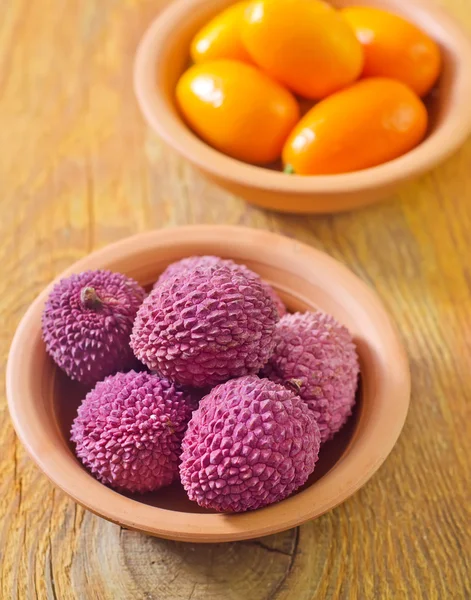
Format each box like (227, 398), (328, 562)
(134, 0), (471, 214)
(7, 226), (410, 542)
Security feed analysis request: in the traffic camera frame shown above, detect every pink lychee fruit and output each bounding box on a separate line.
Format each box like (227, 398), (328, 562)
(41, 270), (146, 386)
(180, 375), (320, 512)
(71, 370), (195, 493)
(131, 264), (279, 388)
(261, 311), (359, 443)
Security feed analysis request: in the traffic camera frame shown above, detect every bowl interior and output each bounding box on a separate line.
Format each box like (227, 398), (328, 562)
(8, 227), (409, 541)
(154, 0), (460, 166)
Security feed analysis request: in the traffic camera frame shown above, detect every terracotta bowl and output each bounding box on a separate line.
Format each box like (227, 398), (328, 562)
(134, 0), (471, 214)
(7, 226), (410, 542)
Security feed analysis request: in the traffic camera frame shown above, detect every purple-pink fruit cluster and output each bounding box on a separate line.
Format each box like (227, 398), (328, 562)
(42, 257), (359, 512)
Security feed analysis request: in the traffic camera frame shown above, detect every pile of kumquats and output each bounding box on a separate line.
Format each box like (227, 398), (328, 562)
(175, 0), (442, 175)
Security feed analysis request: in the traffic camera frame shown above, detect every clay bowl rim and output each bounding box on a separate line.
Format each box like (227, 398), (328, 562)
(134, 0), (471, 197)
(7, 226), (410, 542)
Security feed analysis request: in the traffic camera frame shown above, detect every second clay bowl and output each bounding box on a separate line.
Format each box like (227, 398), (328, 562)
(134, 0), (471, 213)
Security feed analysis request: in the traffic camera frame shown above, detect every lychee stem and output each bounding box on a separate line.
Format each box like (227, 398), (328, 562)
(286, 378), (303, 393)
(80, 286), (103, 309)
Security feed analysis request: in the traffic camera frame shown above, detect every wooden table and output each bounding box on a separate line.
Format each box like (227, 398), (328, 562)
(1, 1), (470, 598)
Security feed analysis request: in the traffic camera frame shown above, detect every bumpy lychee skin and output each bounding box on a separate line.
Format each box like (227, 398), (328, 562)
(42, 270), (146, 386)
(71, 371), (195, 493)
(262, 312), (359, 443)
(154, 255), (286, 318)
(131, 264), (279, 388)
(180, 375), (320, 512)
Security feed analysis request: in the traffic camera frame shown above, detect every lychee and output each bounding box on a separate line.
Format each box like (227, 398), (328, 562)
(71, 370), (195, 493)
(262, 311), (359, 443)
(131, 264), (279, 388)
(155, 255), (286, 317)
(42, 270), (146, 386)
(180, 375), (320, 512)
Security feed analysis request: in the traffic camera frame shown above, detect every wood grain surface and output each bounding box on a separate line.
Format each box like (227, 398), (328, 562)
(1, 0), (471, 598)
